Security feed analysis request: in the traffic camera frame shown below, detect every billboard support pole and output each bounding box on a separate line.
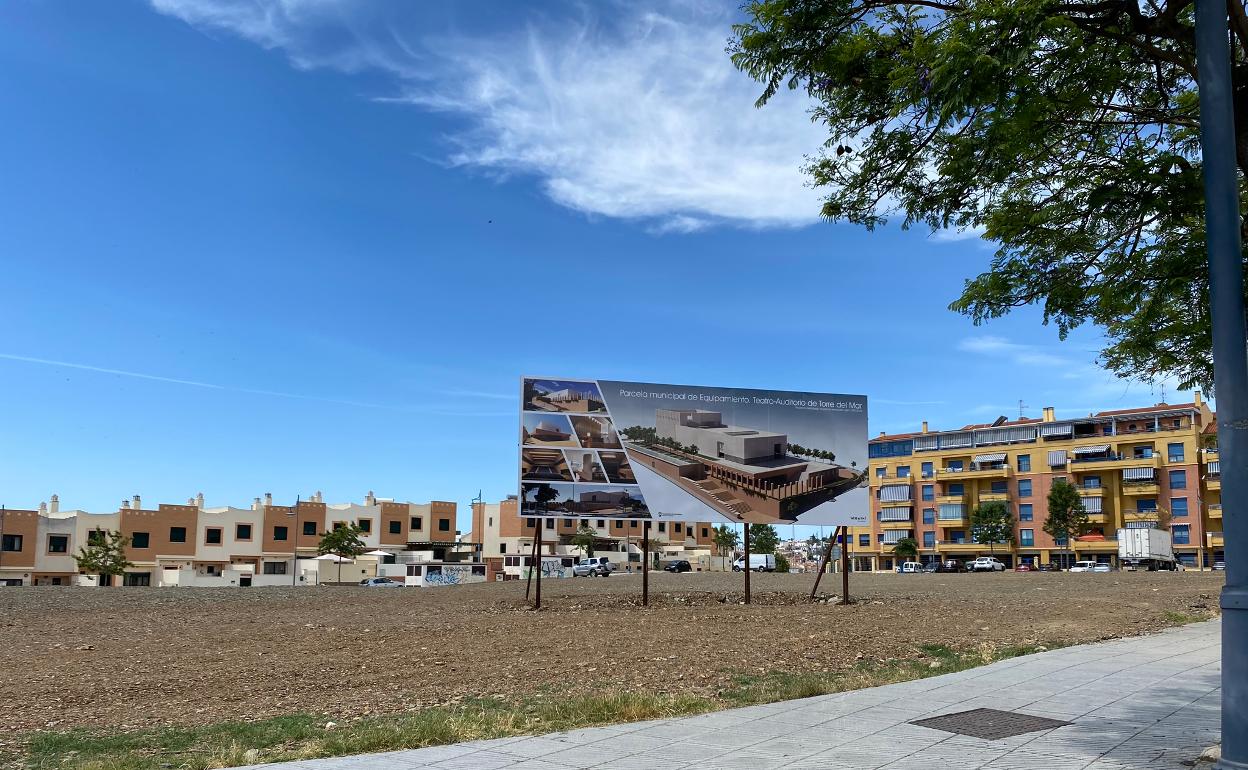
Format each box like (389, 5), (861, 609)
(534, 524), (543, 610)
(642, 521), (650, 606)
(743, 522), (752, 605)
(840, 531), (851, 604)
(525, 529), (538, 601)
(809, 526), (841, 600)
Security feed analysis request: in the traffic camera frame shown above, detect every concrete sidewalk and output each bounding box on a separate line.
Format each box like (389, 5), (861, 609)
(230, 619), (1222, 770)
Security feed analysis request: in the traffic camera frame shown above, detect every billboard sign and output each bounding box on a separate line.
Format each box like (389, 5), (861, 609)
(520, 377), (868, 527)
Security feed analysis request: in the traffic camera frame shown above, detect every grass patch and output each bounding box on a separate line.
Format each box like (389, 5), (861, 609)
(1162, 610), (1205, 625)
(18, 642), (1061, 770)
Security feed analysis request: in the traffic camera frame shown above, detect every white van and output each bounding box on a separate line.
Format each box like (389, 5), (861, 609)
(1068, 560), (1099, 573)
(896, 561), (924, 573)
(732, 554), (776, 572)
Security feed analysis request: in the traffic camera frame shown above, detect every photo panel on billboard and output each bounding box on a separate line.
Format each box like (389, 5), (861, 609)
(521, 376), (867, 525)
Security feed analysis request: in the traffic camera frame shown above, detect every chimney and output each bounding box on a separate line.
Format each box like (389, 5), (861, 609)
(196, 492), (205, 509)
(921, 421), (928, 434)
(132, 494), (141, 510)
(38, 501), (47, 515)
(50, 494), (59, 513)
(366, 490), (376, 505)
(1042, 406), (1055, 423)
(1195, 390), (1203, 407)
(315, 490), (323, 503)
(121, 499), (130, 510)
(878, 431), (886, 437)
(187, 498), (195, 506)
(264, 492), (273, 506)
(252, 496), (262, 511)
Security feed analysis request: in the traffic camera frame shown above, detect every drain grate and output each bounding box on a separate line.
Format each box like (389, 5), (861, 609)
(910, 708), (1071, 740)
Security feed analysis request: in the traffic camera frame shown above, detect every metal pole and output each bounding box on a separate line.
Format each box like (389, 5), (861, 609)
(534, 523), (543, 610)
(642, 521), (650, 606)
(810, 526), (840, 600)
(292, 496), (300, 587)
(1196, 2), (1248, 766)
(525, 527), (538, 600)
(841, 529), (851, 603)
(743, 522), (751, 605)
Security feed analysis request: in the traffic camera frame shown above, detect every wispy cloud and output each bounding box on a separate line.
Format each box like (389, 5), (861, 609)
(150, 1), (827, 232)
(438, 389), (516, 401)
(930, 225), (988, 243)
(0, 352), (508, 416)
(957, 335), (1069, 367)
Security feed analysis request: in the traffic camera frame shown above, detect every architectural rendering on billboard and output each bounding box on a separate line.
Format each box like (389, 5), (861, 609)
(520, 377), (868, 526)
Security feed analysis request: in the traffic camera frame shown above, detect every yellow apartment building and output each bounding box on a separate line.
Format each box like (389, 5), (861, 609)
(857, 393), (1221, 571)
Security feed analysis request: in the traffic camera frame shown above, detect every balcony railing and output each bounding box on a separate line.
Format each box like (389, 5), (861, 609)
(1209, 504), (1223, 518)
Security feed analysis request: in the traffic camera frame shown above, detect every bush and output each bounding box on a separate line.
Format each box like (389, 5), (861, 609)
(775, 554), (791, 573)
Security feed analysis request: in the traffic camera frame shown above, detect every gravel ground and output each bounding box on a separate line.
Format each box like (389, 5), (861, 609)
(0, 571), (1223, 736)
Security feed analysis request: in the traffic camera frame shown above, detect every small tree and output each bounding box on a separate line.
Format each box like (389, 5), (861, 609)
(318, 524), (366, 584)
(1045, 480), (1089, 569)
(74, 530), (131, 583)
(571, 525), (597, 558)
(890, 536), (919, 564)
(971, 500), (1015, 558)
(775, 553), (791, 573)
(1154, 506), (1173, 532)
(713, 524), (739, 570)
(748, 523), (780, 554)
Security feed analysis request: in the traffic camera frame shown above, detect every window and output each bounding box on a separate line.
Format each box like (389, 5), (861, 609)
(897, 465), (911, 478)
(273, 526), (288, 541)
(263, 562), (287, 575)
(990, 480), (1007, 494)
(47, 534), (69, 553)
(123, 572), (151, 586)
(658, 522), (667, 532)
(922, 508), (935, 525)
(500, 543), (507, 553)
(1018, 479), (1032, 498)
(1019, 504), (1034, 522)
(1137, 499), (1158, 513)
(921, 462), (934, 478)
(169, 526), (187, 543)
(630, 520), (638, 529)
(1171, 497), (1189, 518)
(205, 528), (223, 545)
(701, 527), (709, 538)
(357, 519), (372, 533)
(859, 534), (870, 546)
(1020, 529), (1035, 547)
(438, 518), (451, 532)
(923, 531), (935, 548)
(411, 516), (423, 530)
(949, 530), (966, 544)
(236, 524), (253, 540)
(1172, 524), (1191, 545)
(921, 485), (934, 501)
(1, 534), (22, 552)
(947, 460), (964, 472)
(1054, 536), (1068, 546)
(1167, 442), (1185, 462)
(88, 529), (106, 546)
(948, 483), (964, 496)
(674, 523), (683, 533)
(1134, 446), (1155, 459)
(388, 520), (402, 535)
(1169, 469), (1187, 490)
(1017, 454), (1031, 472)
(545, 519), (554, 530)
(302, 521), (317, 536)
(131, 532), (150, 549)
(332, 522), (345, 531)
(876, 466), (886, 478)
(1082, 475), (1102, 489)
(869, 439), (913, 458)
(597, 519), (606, 528)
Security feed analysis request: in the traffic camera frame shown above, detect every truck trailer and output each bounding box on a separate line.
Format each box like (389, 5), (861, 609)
(1117, 528), (1177, 571)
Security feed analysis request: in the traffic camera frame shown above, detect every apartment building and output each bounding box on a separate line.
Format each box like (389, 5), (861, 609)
(0, 491), (460, 587)
(858, 393), (1222, 571)
(470, 496), (719, 576)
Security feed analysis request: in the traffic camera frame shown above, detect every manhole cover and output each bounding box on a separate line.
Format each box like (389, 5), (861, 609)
(910, 708), (1070, 740)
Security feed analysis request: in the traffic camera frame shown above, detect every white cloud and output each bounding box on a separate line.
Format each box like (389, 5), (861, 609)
(957, 335), (1068, 367)
(930, 224), (988, 243)
(150, 1), (827, 232)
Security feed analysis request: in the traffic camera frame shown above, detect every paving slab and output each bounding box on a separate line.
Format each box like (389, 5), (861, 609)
(227, 619), (1222, 770)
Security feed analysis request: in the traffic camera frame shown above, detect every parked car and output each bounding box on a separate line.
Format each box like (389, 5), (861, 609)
(664, 560), (692, 573)
(572, 557), (617, 577)
(1035, 563), (1057, 572)
(922, 562), (939, 573)
(968, 557), (1006, 572)
(1014, 563), (1033, 572)
(936, 559), (965, 573)
(359, 577), (402, 588)
(1069, 560), (1098, 573)
(896, 561), (924, 574)
(732, 554), (777, 572)
(1092, 563), (1112, 573)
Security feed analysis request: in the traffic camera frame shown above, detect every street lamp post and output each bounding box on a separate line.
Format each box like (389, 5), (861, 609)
(1194, 2), (1248, 766)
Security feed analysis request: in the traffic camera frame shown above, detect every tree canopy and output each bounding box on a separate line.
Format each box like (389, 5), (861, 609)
(748, 523), (781, 553)
(1045, 479), (1091, 549)
(971, 500), (1015, 554)
(891, 536), (919, 562)
(572, 525), (598, 557)
(74, 530), (131, 578)
(731, 0), (1247, 390)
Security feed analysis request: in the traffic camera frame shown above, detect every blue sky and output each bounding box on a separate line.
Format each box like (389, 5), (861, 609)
(0, 1), (1185, 527)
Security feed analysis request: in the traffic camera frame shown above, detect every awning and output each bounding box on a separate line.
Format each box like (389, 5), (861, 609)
(881, 529), (913, 544)
(1208, 461), (1221, 475)
(942, 433), (973, 448)
(972, 452), (1006, 464)
(880, 485), (911, 502)
(1073, 444), (1111, 455)
(1081, 496), (1103, 513)
(878, 507), (912, 521)
(1122, 467), (1155, 481)
(1039, 423), (1073, 437)
(1047, 450), (1068, 466)
(1125, 520), (1156, 529)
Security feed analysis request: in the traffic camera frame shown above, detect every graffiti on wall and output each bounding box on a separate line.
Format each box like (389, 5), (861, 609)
(423, 565), (488, 587)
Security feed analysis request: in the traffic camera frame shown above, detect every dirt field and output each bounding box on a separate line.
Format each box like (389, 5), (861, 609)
(0, 571), (1223, 736)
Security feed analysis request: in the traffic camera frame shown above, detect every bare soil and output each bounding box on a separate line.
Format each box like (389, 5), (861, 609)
(0, 571), (1222, 736)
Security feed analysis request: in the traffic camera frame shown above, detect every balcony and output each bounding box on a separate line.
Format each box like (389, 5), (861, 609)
(936, 540), (983, 552)
(940, 465), (1012, 480)
(1209, 504), (1223, 519)
(1076, 485), (1104, 497)
(1124, 510), (1160, 525)
(1206, 476), (1222, 491)
(879, 519), (915, 531)
(1070, 454), (1162, 473)
(1084, 512), (1108, 524)
(1208, 532), (1225, 547)
(872, 474), (913, 488)
(978, 491), (1011, 503)
(1121, 482), (1160, 496)
(936, 493), (969, 505)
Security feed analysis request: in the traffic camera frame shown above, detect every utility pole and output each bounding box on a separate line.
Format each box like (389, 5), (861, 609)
(291, 495), (300, 587)
(1194, 2), (1247, 766)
